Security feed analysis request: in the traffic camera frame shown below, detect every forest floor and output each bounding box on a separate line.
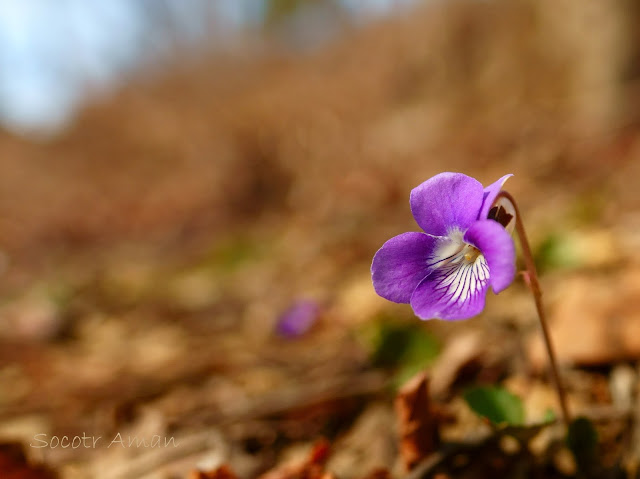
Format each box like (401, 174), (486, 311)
(1, 2), (640, 478)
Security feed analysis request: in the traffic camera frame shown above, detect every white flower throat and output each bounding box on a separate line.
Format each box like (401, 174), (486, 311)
(430, 229), (483, 268)
(427, 229), (489, 305)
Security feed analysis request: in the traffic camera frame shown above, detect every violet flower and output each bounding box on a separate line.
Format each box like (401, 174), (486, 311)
(371, 172), (516, 320)
(275, 300), (320, 338)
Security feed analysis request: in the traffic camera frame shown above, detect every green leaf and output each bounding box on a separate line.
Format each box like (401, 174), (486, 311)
(393, 328), (440, 386)
(364, 317), (439, 369)
(535, 232), (581, 272)
(542, 409), (556, 423)
(567, 416), (598, 472)
(207, 235), (261, 272)
(463, 386), (525, 426)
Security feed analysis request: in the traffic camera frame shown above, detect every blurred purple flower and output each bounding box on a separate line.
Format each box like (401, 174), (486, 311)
(275, 300), (320, 338)
(371, 172), (516, 320)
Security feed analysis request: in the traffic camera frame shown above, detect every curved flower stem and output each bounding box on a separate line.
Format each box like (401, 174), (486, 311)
(495, 191), (571, 427)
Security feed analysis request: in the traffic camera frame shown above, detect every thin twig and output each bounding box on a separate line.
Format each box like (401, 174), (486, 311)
(495, 191), (571, 427)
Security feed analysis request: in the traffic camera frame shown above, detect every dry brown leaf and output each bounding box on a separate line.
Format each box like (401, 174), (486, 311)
(327, 403), (395, 477)
(429, 331), (484, 398)
(394, 372), (440, 471)
(188, 464), (238, 479)
(0, 442), (58, 479)
(358, 467), (392, 479)
(528, 269), (640, 367)
(258, 439), (332, 479)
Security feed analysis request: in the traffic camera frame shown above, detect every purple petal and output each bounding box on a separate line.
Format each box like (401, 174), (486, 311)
(410, 259), (489, 320)
(410, 173), (484, 236)
(464, 220), (515, 293)
(276, 300), (320, 338)
(478, 174), (513, 220)
(371, 232), (438, 303)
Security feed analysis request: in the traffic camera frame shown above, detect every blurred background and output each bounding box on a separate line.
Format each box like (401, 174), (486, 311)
(1, 0), (640, 478)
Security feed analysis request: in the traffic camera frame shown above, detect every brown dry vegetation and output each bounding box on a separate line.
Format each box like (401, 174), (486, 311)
(1, 1), (640, 478)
